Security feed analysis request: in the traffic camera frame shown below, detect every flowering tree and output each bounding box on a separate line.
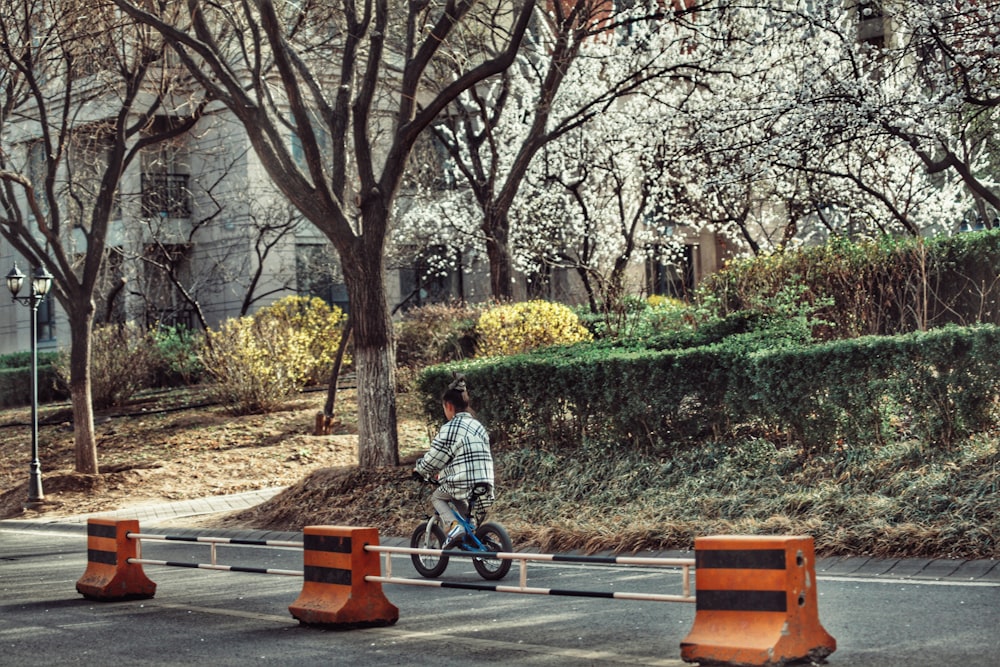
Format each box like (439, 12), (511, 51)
(510, 85), (686, 311)
(864, 1), (999, 223)
(397, 0), (996, 298)
(648, 2), (976, 256)
(394, 0), (713, 301)
(698, 1), (995, 244)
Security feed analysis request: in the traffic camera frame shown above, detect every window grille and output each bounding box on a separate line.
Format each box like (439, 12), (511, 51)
(141, 173), (191, 218)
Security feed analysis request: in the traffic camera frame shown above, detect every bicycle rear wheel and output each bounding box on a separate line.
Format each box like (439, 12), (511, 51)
(472, 521), (512, 581)
(410, 521), (449, 578)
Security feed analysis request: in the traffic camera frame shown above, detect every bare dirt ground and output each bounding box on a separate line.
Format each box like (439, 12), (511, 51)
(0, 386), (431, 527)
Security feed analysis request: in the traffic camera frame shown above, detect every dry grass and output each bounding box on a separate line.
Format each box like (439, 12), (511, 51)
(212, 426), (1000, 559)
(2, 386), (997, 558)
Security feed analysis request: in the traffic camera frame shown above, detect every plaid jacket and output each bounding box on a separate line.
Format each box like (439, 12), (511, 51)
(415, 412), (494, 500)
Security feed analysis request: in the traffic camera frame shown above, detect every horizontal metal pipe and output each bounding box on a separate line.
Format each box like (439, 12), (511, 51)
(368, 544), (694, 568)
(366, 575), (695, 603)
(129, 532), (303, 549)
(129, 557), (303, 577)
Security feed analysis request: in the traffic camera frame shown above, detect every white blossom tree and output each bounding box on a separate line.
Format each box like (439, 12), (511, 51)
(700, 1), (996, 245)
(508, 82), (689, 311)
(397, 0), (996, 294)
(394, 0), (717, 301)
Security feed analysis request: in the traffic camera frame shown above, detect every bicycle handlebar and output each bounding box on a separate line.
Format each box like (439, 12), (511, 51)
(411, 470), (438, 485)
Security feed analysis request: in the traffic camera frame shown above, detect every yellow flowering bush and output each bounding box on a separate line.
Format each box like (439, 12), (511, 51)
(200, 316), (313, 414)
(253, 295), (349, 386)
(476, 300), (592, 357)
(646, 294), (685, 310)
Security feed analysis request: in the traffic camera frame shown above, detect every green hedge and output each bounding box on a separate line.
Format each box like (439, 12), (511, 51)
(0, 351), (66, 407)
(418, 324), (1000, 452)
(701, 229), (1000, 338)
(0, 364), (67, 408)
(0, 351), (59, 369)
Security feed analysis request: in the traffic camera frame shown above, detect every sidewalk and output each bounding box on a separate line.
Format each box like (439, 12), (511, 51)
(1, 487), (287, 527)
(1, 489), (997, 584)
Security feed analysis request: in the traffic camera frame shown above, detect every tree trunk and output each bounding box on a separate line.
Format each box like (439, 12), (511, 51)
(316, 317), (353, 435)
(323, 316), (353, 418)
(343, 239), (399, 468)
(68, 311), (99, 474)
(354, 343), (399, 467)
(574, 266), (599, 313)
(484, 213), (515, 301)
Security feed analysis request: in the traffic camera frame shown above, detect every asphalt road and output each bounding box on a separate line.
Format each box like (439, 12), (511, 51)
(1, 524), (998, 666)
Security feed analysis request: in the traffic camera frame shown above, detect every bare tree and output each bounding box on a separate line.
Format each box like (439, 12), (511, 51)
(111, 0), (535, 466)
(0, 0), (204, 474)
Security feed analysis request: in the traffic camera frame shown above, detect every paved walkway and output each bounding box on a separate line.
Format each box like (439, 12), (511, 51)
(7, 487), (288, 526)
(2, 489), (998, 584)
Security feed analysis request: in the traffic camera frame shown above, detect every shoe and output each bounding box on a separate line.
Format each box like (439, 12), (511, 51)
(443, 522), (466, 549)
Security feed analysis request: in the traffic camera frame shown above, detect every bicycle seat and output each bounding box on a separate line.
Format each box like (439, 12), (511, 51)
(469, 482), (490, 497)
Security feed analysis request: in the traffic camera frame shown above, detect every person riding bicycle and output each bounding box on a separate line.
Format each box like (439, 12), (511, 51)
(413, 374), (494, 548)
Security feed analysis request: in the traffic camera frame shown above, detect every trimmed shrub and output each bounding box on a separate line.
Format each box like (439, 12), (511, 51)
(0, 350), (60, 370)
(419, 324), (1000, 452)
(476, 300), (592, 357)
(0, 351), (65, 407)
(0, 365), (64, 408)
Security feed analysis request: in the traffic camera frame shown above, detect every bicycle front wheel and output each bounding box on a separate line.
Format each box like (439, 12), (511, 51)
(410, 521), (449, 578)
(472, 521), (512, 581)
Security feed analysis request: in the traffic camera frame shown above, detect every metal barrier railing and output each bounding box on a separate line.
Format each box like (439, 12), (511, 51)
(366, 544), (696, 603)
(121, 530), (694, 602)
(127, 532), (304, 576)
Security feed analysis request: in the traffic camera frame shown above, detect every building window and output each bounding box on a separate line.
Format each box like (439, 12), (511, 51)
(857, 0), (884, 48)
(141, 173), (191, 218)
(429, 129), (458, 191)
(290, 116), (330, 170)
(141, 243), (194, 328)
(296, 243), (348, 312)
(646, 244), (694, 299)
(36, 294), (56, 343)
(96, 248), (127, 326)
(397, 246), (463, 311)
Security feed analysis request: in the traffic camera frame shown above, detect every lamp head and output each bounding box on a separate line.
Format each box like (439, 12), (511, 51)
(6, 264), (25, 298)
(31, 265), (53, 298)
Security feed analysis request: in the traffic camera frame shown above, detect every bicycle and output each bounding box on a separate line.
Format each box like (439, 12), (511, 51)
(409, 477), (513, 581)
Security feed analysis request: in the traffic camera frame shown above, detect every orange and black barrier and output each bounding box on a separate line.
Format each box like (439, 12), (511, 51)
(680, 535), (835, 666)
(76, 519), (156, 601)
(73, 518), (835, 660)
(288, 525), (399, 628)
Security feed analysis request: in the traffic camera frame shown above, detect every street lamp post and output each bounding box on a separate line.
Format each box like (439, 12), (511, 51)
(6, 263), (53, 510)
